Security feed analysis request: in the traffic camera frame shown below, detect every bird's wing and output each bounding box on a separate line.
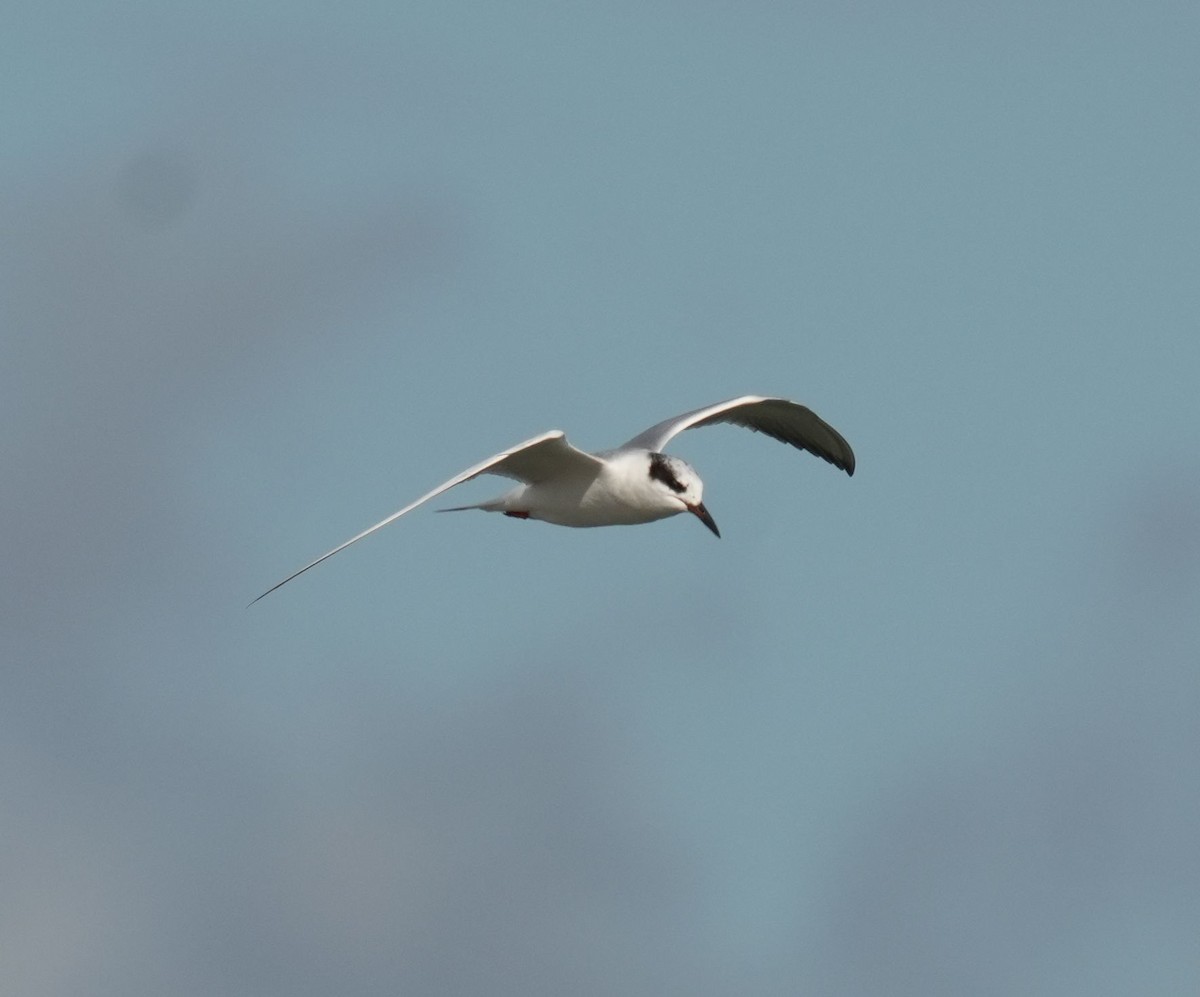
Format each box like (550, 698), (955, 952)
(250, 431), (602, 604)
(620, 395), (855, 476)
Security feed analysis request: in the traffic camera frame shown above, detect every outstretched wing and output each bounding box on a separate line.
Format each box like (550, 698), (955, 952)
(250, 431), (602, 604)
(621, 395), (855, 475)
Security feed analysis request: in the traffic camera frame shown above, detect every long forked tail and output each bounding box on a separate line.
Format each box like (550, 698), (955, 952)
(436, 498), (505, 514)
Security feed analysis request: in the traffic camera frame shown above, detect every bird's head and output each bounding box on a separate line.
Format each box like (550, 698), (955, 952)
(647, 452), (720, 537)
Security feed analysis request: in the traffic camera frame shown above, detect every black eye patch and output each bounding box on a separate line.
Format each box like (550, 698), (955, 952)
(648, 452), (687, 494)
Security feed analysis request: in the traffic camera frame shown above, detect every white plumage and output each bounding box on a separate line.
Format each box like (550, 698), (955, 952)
(251, 395), (854, 604)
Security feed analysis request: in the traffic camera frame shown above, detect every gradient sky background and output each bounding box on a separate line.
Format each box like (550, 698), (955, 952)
(4, 3), (1199, 995)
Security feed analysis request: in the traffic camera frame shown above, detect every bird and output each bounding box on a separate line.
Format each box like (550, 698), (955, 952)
(250, 394), (854, 604)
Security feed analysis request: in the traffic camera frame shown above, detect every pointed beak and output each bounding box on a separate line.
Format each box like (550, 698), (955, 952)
(688, 502), (720, 538)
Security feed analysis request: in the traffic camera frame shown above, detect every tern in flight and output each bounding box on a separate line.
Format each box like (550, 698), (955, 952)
(251, 395), (854, 604)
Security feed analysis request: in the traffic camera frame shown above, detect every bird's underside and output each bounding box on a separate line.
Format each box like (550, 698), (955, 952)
(250, 394), (854, 604)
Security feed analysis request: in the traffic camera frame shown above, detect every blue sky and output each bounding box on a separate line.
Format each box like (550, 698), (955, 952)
(4, 3), (1199, 994)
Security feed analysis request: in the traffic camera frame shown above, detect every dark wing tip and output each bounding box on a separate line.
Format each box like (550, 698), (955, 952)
(831, 436), (855, 477)
(247, 575), (294, 607)
(721, 399), (855, 477)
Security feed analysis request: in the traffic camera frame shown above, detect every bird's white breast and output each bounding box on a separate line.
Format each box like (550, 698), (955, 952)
(522, 451), (678, 528)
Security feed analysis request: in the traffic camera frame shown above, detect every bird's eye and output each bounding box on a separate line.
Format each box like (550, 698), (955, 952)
(648, 453), (687, 494)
